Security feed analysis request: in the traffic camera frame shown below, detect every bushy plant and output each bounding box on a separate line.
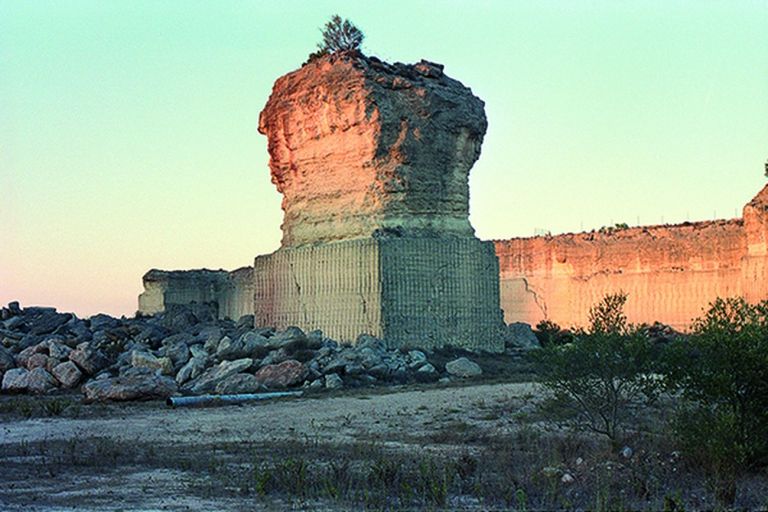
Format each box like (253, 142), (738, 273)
(534, 319), (574, 346)
(317, 15), (364, 54)
(532, 292), (662, 441)
(664, 297), (768, 470)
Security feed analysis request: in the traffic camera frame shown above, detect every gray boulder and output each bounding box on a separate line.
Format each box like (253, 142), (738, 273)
(27, 368), (57, 394)
(43, 339), (72, 360)
(214, 373), (263, 394)
(240, 331), (270, 355)
(261, 348), (289, 366)
(269, 326), (307, 350)
(324, 373), (343, 390)
(89, 313), (120, 331)
(189, 344), (208, 359)
(82, 368), (177, 402)
(15, 345), (44, 368)
(131, 351), (173, 375)
(26, 353), (55, 371)
(356, 334), (386, 352)
(236, 314), (254, 329)
(52, 361), (83, 388)
(445, 357), (482, 378)
(0, 345), (16, 372)
(160, 332), (194, 347)
(164, 341), (190, 369)
(368, 363), (391, 380)
(415, 363), (439, 382)
(3, 316), (24, 330)
(202, 329), (222, 353)
(28, 309), (70, 335)
(175, 357), (207, 385)
(216, 336), (246, 360)
(69, 344), (110, 375)
(191, 358), (253, 394)
(2, 368), (29, 393)
(254, 359), (307, 388)
(407, 350), (428, 369)
(505, 322), (541, 350)
(359, 347), (383, 369)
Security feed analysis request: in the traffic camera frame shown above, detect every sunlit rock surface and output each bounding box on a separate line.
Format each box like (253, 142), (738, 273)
(496, 185), (768, 331)
(258, 51), (487, 247)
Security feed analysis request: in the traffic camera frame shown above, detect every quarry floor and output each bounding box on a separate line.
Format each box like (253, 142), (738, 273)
(0, 381), (540, 511)
(4, 380), (766, 511)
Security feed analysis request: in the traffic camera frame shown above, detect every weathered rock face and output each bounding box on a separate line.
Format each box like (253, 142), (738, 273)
(496, 185), (768, 331)
(258, 51), (487, 247)
(138, 267), (254, 321)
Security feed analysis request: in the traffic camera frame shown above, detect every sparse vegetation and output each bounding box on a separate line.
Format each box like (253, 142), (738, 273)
(661, 297), (768, 503)
(534, 319), (575, 346)
(317, 15), (364, 55)
(598, 223), (631, 234)
(531, 292), (662, 441)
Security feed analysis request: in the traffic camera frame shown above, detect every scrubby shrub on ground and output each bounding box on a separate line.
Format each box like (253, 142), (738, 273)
(534, 319), (575, 346)
(531, 292), (662, 441)
(663, 297), (768, 500)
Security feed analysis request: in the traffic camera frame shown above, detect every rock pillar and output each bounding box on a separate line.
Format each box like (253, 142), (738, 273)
(254, 51), (503, 351)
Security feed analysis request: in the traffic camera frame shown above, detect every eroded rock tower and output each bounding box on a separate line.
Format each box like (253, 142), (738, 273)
(254, 52), (503, 351)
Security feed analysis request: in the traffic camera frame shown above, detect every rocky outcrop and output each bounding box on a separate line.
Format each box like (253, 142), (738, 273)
(258, 51), (487, 247)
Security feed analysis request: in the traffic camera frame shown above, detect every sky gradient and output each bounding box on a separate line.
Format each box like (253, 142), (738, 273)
(1, 1), (766, 317)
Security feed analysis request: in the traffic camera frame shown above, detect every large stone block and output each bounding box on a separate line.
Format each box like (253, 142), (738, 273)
(138, 267), (253, 321)
(254, 237), (503, 351)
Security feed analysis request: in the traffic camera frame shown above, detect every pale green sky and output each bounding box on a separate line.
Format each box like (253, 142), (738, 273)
(1, 1), (766, 316)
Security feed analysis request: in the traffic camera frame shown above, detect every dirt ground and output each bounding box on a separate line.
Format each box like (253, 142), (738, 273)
(0, 382), (540, 511)
(2, 380), (767, 511)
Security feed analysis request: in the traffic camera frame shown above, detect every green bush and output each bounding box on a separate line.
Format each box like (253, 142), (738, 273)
(534, 320), (574, 346)
(532, 292), (662, 441)
(317, 15), (364, 54)
(664, 297), (768, 470)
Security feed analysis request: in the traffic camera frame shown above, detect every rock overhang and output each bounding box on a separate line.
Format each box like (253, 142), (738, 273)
(258, 51), (488, 248)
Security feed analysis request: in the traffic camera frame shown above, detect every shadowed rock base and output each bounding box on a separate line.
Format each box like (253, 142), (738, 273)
(254, 237), (503, 351)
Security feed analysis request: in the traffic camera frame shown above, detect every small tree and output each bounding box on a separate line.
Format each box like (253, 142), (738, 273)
(318, 15), (364, 54)
(664, 297), (768, 469)
(531, 292), (662, 441)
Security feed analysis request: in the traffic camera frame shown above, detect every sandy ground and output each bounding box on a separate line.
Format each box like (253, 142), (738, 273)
(0, 382), (540, 511)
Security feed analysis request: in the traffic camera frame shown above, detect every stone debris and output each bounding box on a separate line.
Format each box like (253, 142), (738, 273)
(324, 373), (343, 390)
(215, 373), (263, 395)
(445, 357), (483, 378)
(131, 351), (174, 375)
(51, 361), (83, 388)
(254, 359), (307, 388)
(505, 322), (541, 350)
(26, 368), (57, 394)
(82, 368), (178, 402)
(69, 344), (110, 376)
(2, 368), (30, 393)
(0, 301), (522, 402)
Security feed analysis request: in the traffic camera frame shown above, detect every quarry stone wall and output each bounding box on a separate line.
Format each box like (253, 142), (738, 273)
(495, 185), (768, 331)
(253, 237), (502, 350)
(138, 268), (253, 321)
